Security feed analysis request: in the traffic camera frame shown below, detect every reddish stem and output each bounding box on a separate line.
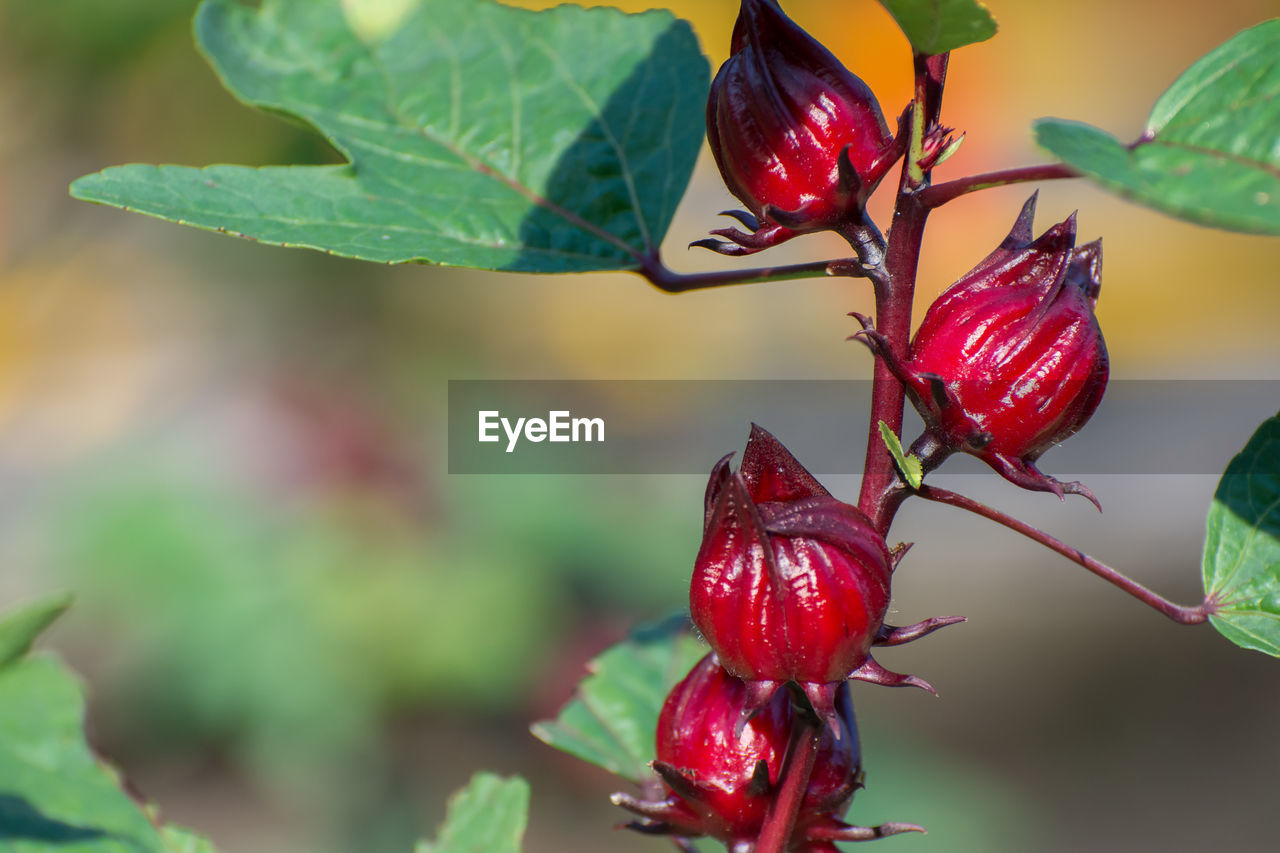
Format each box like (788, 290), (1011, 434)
(755, 710), (822, 853)
(857, 53), (949, 535)
(638, 254), (843, 293)
(918, 163), (1078, 208)
(916, 484), (1214, 624)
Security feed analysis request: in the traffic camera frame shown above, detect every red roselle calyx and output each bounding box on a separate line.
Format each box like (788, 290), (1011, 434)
(612, 653), (923, 850)
(856, 193), (1108, 505)
(696, 0), (901, 258)
(690, 425), (962, 725)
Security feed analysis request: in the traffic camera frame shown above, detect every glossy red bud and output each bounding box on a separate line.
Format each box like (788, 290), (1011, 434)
(690, 426), (933, 724)
(614, 654), (926, 849)
(698, 0), (898, 256)
(867, 194), (1108, 504)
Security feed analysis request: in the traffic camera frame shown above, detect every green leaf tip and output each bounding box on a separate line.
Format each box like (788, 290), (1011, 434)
(0, 655), (219, 852)
(933, 132), (966, 168)
(1202, 411), (1280, 657)
(879, 420), (923, 489)
(71, 0), (710, 273)
(876, 0), (998, 56)
(531, 613), (705, 784)
(162, 826), (224, 853)
(416, 773), (529, 853)
(1036, 19), (1280, 235)
(0, 592), (73, 668)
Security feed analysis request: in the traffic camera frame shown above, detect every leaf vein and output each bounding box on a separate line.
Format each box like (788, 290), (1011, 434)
(529, 34), (653, 252)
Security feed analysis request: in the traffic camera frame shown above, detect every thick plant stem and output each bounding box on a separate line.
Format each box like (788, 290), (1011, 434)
(754, 712), (823, 853)
(918, 163), (1078, 208)
(858, 53), (949, 536)
(916, 485), (1214, 624)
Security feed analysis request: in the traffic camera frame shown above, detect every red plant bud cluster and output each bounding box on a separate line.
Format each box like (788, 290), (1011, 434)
(610, 4), (1113, 850)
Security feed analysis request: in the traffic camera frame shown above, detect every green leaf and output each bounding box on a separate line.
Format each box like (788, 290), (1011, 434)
(0, 593), (72, 669)
(879, 420), (923, 489)
(530, 616), (706, 784)
(1036, 20), (1280, 235)
(1203, 412), (1280, 655)
(0, 657), (164, 851)
(70, 0), (709, 273)
(415, 773), (528, 853)
(161, 826), (222, 853)
(876, 0), (997, 55)
(0, 595), (225, 852)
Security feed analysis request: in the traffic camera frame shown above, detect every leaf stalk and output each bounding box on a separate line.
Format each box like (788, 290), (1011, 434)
(637, 254), (849, 293)
(915, 484), (1213, 625)
(918, 163), (1078, 208)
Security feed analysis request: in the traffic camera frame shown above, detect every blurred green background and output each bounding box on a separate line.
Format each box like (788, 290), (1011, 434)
(2, 0), (1279, 851)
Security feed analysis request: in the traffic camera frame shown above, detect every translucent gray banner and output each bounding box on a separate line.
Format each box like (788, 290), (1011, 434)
(447, 380), (1278, 475)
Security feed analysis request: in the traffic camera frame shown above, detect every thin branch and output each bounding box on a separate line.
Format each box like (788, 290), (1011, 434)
(754, 713), (822, 853)
(918, 163), (1078, 209)
(637, 254), (856, 293)
(915, 485), (1213, 625)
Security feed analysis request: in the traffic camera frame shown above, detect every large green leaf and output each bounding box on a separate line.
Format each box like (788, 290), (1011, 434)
(1036, 20), (1280, 235)
(876, 0), (997, 55)
(70, 0), (708, 273)
(414, 773), (528, 853)
(1203, 412), (1280, 655)
(0, 593), (71, 669)
(530, 616), (706, 784)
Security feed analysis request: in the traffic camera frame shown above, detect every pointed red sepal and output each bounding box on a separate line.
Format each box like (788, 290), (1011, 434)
(874, 615), (966, 647)
(800, 681), (845, 739)
(847, 657), (937, 695)
(611, 789), (706, 839)
(740, 423), (830, 503)
(734, 678), (786, 737)
(984, 452), (1102, 512)
(804, 819), (927, 843)
(888, 541), (913, 571)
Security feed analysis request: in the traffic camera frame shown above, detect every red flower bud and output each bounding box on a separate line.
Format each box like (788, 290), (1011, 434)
(613, 654), (922, 848)
(859, 194), (1108, 505)
(690, 426), (952, 723)
(697, 0), (899, 256)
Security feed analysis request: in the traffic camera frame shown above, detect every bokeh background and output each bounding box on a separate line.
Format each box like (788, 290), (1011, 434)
(2, 0), (1279, 850)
